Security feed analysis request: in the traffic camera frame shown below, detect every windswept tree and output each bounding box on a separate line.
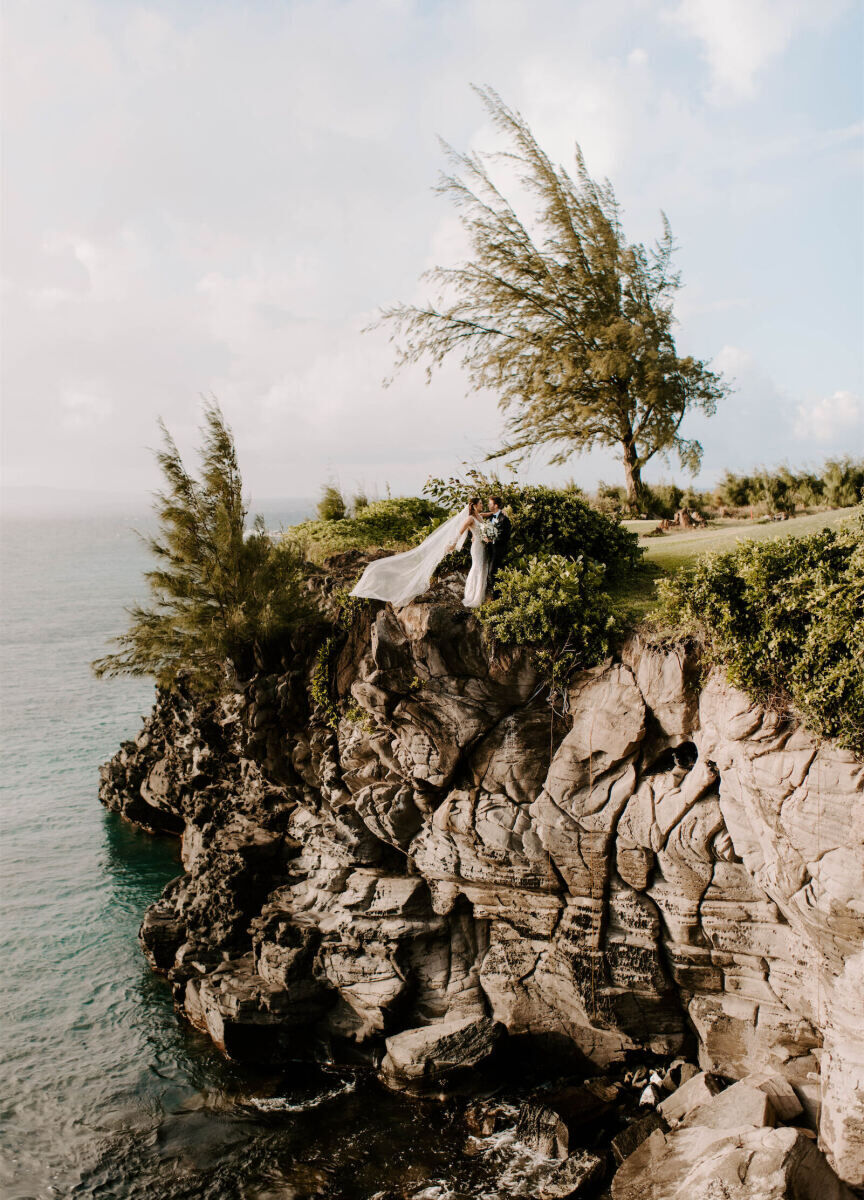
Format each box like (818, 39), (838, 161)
(94, 401), (313, 694)
(379, 88), (729, 508)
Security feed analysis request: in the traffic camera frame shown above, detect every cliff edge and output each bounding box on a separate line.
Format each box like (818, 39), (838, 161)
(100, 583), (864, 1189)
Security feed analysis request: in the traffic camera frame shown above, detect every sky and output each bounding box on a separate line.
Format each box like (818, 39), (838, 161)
(2, 0), (862, 507)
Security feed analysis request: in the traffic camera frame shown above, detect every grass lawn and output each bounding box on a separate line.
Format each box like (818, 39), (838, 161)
(612, 507), (858, 624)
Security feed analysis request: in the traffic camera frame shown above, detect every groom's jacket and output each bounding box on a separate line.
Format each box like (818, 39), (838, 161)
(489, 510), (511, 558)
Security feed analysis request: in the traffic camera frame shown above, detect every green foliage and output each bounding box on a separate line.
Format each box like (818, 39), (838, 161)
(591, 481), (628, 516)
(658, 508), (864, 756)
(377, 87), (729, 507)
(716, 458), (864, 513)
(93, 402), (315, 695)
(317, 483), (347, 521)
(479, 554), (616, 667)
(424, 470), (641, 580)
(352, 491), (370, 513)
(822, 458), (864, 508)
(310, 636), (340, 729)
(643, 482), (684, 519)
(285, 496), (447, 562)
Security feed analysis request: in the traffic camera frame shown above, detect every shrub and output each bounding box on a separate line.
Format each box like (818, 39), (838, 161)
(285, 496), (447, 561)
(424, 471), (641, 580)
(479, 553), (616, 665)
(822, 457), (864, 509)
(592, 481), (628, 515)
(658, 507), (864, 756)
(643, 483), (684, 519)
(318, 483), (347, 521)
(716, 459), (863, 513)
(715, 470), (756, 509)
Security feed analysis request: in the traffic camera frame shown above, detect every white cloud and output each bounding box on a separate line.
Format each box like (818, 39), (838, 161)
(794, 390), (861, 442)
(0, 0), (859, 499)
(666, 0), (849, 103)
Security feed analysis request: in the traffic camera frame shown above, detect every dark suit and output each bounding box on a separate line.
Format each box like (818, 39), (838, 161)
(487, 509), (512, 593)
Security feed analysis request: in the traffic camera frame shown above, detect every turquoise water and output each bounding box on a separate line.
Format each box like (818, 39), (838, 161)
(0, 511), (548, 1199)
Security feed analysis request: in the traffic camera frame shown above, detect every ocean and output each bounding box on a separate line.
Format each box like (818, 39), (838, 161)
(0, 509), (552, 1200)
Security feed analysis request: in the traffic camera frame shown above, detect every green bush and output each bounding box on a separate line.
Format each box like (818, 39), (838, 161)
(643, 483), (684, 519)
(317, 483), (347, 521)
(479, 553), (616, 665)
(823, 457), (864, 508)
(716, 458), (863, 513)
(424, 471), (641, 580)
(285, 496), (447, 561)
(658, 507), (864, 756)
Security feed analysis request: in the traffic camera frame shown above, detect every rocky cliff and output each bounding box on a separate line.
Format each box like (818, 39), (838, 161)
(100, 580), (864, 1190)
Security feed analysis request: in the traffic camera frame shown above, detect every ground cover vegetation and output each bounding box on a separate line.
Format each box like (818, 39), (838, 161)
(423, 469), (641, 668)
(375, 87), (729, 510)
(657, 507), (864, 757)
(96, 402), (861, 761)
(593, 456), (863, 519)
(285, 494), (447, 561)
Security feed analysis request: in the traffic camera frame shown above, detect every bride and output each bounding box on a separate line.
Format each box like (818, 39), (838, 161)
(350, 498), (490, 609)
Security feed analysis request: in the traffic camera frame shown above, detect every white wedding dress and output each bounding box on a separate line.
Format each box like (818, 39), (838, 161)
(461, 517), (491, 608)
(350, 506), (490, 609)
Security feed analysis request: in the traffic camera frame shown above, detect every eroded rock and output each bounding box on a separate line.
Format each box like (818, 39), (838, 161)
(379, 1015), (502, 1090)
(100, 593), (864, 1187)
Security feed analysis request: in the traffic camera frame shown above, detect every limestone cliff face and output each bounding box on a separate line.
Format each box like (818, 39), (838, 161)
(100, 589), (864, 1186)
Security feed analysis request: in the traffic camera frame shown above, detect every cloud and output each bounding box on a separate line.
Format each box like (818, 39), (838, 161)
(794, 390), (861, 442)
(0, 0), (860, 498)
(666, 0), (850, 102)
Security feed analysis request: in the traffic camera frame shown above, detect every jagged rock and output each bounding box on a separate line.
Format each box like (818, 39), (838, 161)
(515, 1102), (570, 1159)
(611, 1109), (669, 1164)
(611, 1125), (856, 1200)
(379, 1016), (502, 1090)
(184, 953), (329, 1061)
(536, 1151), (604, 1198)
(743, 1071), (804, 1121)
(657, 1071), (722, 1124)
(516, 1084), (615, 1158)
(680, 1078), (776, 1130)
(99, 592), (864, 1187)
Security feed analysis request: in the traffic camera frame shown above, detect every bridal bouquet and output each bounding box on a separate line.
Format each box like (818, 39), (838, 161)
(480, 519), (497, 544)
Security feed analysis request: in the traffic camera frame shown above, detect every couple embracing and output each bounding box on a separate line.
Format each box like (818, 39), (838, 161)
(350, 495), (511, 610)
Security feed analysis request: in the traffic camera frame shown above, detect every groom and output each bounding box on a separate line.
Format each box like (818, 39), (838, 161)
(486, 495), (511, 596)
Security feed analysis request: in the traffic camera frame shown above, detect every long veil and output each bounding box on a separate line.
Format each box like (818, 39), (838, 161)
(349, 506), (470, 608)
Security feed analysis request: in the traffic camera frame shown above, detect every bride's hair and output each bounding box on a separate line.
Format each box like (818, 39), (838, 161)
(468, 496), (481, 512)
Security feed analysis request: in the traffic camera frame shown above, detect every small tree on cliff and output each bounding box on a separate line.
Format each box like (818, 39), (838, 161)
(379, 88), (729, 508)
(93, 401), (313, 693)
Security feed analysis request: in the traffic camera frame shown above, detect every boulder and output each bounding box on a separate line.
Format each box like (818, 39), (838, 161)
(515, 1102), (570, 1159)
(516, 1083), (616, 1158)
(743, 1071), (804, 1122)
(611, 1109), (669, 1164)
(379, 1015), (502, 1089)
(680, 1078), (776, 1130)
(657, 1071), (722, 1124)
(611, 1124), (856, 1200)
(537, 1151), (605, 1198)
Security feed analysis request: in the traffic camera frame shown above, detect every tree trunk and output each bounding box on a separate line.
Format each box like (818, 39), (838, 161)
(622, 448), (644, 512)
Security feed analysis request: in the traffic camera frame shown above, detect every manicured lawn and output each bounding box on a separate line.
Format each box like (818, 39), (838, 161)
(612, 508), (858, 623)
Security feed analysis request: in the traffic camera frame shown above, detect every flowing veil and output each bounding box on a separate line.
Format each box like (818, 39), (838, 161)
(349, 506), (470, 607)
